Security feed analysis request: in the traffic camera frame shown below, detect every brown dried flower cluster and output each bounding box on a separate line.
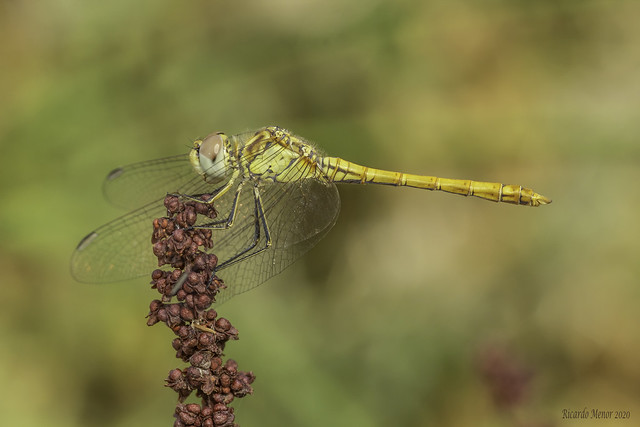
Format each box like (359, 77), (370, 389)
(147, 194), (255, 427)
(477, 345), (532, 408)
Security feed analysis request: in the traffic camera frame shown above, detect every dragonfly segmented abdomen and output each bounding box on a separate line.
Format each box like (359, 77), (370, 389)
(319, 156), (551, 206)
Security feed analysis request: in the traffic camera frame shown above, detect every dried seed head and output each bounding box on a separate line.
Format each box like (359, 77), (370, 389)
(151, 194), (253, 422)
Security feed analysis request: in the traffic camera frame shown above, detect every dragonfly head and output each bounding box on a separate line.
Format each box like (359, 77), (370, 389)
(190, 132), (230, 182)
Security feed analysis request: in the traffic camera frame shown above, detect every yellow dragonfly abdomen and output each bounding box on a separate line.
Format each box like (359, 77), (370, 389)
(319, 156), (551, 206)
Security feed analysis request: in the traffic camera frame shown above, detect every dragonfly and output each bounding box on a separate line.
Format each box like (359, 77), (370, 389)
(71, 126), (551, 304)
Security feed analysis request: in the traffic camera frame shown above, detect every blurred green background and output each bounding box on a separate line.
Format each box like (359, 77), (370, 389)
(2, 0), (639, 426)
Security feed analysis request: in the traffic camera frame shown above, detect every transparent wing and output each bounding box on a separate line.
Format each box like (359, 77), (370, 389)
(102, 154), (193, 209)
(71, 200), (168, 282)
(209, 176), (340, 304)
(71, 155), (227, 282)
(71, 173), (340, 297)
(72, 131), (341, 304)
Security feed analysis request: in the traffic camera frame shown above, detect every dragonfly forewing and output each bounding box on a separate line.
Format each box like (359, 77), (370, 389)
(103, 154), (195, 210)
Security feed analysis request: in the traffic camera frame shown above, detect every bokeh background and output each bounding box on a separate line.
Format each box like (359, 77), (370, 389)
(2, 0), (639, 426)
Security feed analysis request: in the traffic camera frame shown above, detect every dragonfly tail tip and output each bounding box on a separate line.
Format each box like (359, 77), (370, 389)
(534, 194), (552, 206)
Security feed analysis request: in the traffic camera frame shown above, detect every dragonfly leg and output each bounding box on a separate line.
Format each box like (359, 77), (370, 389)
(212, 183), (272, 273)
(193, 181), (245, 230)
(169, 169), (239, 205)
(168, 183), (245, 296)
(169, 179), (245, 296)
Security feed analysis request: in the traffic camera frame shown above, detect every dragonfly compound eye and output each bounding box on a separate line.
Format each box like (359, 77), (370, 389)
(199, 132), (227, 181)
